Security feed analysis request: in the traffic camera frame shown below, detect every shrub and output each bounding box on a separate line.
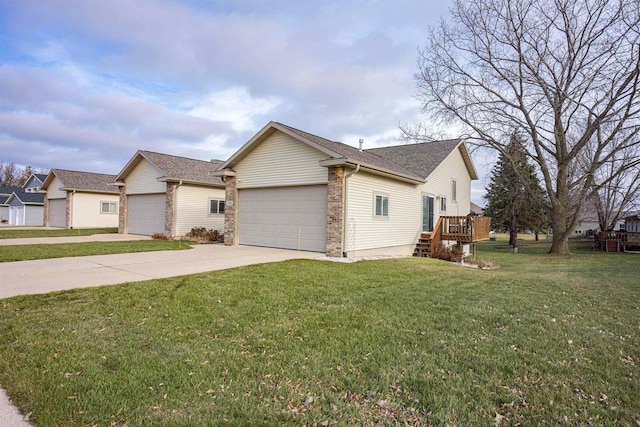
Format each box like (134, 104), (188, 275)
(433, 243), (463, 262)
(185, 227), (222, 243)
(151, 233), (168, 240)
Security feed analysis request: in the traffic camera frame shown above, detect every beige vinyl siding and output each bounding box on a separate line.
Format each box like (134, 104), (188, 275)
(424, 146), (472, 216)
(46, 176), (66, 199)
(234, 130), (328, 189)
(25, 206), (44, 226)
(345, 171), (422, 252)
(71, 193), (119, 228)
(174, 184), (226, 236)
(125, 159), (167, 195)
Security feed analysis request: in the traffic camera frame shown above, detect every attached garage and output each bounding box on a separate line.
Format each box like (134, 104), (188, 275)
(10, 206), (24, 226)
(127, 194), (166, 236)
(238, 185), (327, 252)
(48, 199), (66, 228)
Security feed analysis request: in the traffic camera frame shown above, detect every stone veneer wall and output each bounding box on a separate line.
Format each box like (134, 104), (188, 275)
(326, 166), (345, 257)
(224, 176), (237, 246)
(165, 183), (176, 239)
(118, 187), (126, 234)
(66, 192), (72, 229)
(43, 196), (49, 227)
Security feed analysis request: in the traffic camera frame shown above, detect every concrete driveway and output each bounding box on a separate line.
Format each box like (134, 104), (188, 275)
(0, 244), (320, 299)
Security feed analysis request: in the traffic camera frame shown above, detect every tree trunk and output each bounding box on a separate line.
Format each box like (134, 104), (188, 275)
(509, 228), (518, 247)
(535, 231), (539, 241)
(549, 212), (571, 254)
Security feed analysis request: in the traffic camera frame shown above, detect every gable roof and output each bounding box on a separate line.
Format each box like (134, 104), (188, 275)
(0, 186), (22, 196)
(217, 121), (477, 183)
(6, 189), (45, 205)
(22, 174), (46, 189)
(41, 169), (119, 194)
(115, 150), (225, 187)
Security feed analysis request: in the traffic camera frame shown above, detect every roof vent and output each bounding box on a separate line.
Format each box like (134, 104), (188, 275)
(358, 138), (364, 151)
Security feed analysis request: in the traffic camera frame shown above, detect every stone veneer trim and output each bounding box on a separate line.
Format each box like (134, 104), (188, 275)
(118, 187), (126, 234)
(224, 176), (237, 246)
(165, 183), (176, 239)
(326, 166), (345, 257)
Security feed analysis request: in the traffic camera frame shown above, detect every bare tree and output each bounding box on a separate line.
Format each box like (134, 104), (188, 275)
(409, 0), (640, 254)
(589, 158), (640, 231)
(0, 162), (21, 186)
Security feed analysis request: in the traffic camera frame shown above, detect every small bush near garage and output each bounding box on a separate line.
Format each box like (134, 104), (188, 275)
(185, 227), (222, 243)
(151, 233), (168, 240)
(433, 243), (464, 262)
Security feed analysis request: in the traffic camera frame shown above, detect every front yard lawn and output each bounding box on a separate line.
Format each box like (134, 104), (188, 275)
(0, 241), (638, 425)
(0, 228), (118, 239)
(0, 240), (194, 262)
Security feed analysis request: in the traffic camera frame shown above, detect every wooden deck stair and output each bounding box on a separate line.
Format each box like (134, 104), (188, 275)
(413, 216), (491, 258)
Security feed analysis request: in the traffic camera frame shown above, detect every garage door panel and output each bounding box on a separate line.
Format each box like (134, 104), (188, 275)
(238, 186), (327, 252)
(127, 194), (165, 236)
(49, 199), (66, 228)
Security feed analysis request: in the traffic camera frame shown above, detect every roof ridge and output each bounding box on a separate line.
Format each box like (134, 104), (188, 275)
(365, 138), (462, 151)
(53, 168), (116, 177)
(140, 150), (221, 164)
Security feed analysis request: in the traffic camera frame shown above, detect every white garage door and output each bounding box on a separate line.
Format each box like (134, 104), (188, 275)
(127, 194), (166, 236)
(238, 185), (327, 252)
(49, 199), (66, 228)
(10, 206), (24, 226)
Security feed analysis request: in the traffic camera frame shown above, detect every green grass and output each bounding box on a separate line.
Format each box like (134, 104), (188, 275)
(0, 240), (194, 262)
(0, 228), (118, 239)
(0, 240), (638, 426)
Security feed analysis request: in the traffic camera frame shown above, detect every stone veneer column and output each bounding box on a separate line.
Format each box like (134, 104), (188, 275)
(326, 166), (345, 257)
(165, 183), (176, 239)
(224, 176), (237, 246)
(118, 187), (127, 234)
(43, 196), (49, 227)
(66, 191), (72, 229)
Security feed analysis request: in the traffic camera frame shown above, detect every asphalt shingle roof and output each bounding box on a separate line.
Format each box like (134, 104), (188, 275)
(141, 151), (225, 185)
(34, 174), (47, 183)
(9, 189), (44, 204)
(364, 139), (462, 179)
(49, 169), (118, 193)
(276, 122), (462, 180)
(0, 186), (22, 196)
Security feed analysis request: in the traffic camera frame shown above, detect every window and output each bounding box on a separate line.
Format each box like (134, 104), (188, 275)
(451, 179), (457, 202)
(374, 194), (389, 217)
(440, 196), (447, 212)
(101, 201), (117, 214)
(209, 199), (225, 214)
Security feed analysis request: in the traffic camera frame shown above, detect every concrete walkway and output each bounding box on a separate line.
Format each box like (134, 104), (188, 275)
(0, 243), (320, 425)
(0, 233), (151, 246)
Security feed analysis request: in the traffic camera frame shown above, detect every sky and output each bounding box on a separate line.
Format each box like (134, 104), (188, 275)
(0, 0), (494, 203)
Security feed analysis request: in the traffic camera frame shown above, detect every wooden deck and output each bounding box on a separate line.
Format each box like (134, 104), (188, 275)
(414, 216), (491, 258)
(594, 231), (640, 252)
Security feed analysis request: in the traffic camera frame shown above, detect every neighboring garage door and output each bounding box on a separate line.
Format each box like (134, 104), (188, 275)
(49, 199), (66, 228)
(10, 206), (24, 226)
(127, 194), (166, 235)
(238, 185), (327, 252)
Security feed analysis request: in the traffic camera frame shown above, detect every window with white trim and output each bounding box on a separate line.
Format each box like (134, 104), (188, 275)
(101, 201), (117, 214)
(209, 199), (225, 214)
(374, 194), (389, 218)
(451, 179), (457, 202)
(440, 196), (447, 212)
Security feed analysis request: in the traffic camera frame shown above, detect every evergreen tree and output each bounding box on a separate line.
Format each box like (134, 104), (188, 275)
(484, 133), (547, 247)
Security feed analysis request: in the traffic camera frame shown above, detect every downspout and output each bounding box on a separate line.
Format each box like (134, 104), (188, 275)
(342, 164), (360, 257)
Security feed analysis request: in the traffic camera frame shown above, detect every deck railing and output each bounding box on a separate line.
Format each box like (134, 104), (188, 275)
(440, 216), (492, 243)
(595, 231), (640, 252)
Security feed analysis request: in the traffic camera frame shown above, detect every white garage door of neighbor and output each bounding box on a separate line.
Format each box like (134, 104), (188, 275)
(49, 199), (66, 228)
(238, 185), (327, 252)
(10, 206), (24, 226)
(127, 194), (166, 236)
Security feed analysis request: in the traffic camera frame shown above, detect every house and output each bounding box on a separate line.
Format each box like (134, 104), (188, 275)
(214, 121), (479, 257)
(40, 169), (120, 228)
(114, 150), (225, 237)
(6, 174), (47, 226)
(470, 201), (484, 216)
(625, 212), (640, 232)
(0, 186), (22, 223)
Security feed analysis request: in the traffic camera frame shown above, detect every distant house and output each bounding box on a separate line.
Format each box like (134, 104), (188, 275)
(625, 212), (640, 232)
(575, 213), (625, 235)
(6, 174), (47, 226)
(114, 150), (225, 238)
(0, 186), (22, 223)
(40, 169), (120, 229)
(470, 202), (484, 216)
(215, 121), (481, 257)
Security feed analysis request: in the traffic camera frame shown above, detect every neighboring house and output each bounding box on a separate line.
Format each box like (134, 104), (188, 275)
(470, 201), (484, 216)
(40, 169), (120, 228)
(0, 186), (22, 223)
(6, 174), (47, 226)
(114, 150), (225, 237)
(214, 121), (478, 257)
(625, 212), (640, 232)
(575, 213), (625, 235)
